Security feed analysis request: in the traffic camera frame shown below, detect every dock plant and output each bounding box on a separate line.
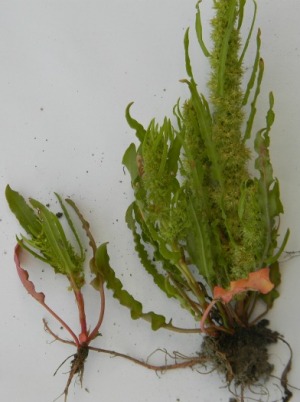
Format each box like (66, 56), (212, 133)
(6, 186), (198, 401)
(5, 1), (295, 401)
(5, 185), (108, 400)
(114, 0), (294, 400)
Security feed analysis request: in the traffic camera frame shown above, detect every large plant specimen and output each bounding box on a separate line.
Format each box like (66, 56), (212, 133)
(118, 0), (293, 400)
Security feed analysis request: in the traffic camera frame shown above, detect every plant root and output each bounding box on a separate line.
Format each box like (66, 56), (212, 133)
(54, 343), (89, 402)
(65, 344), (89, 401)
(277, 336), (293, 402)
(89, 345), (206, 371)
(200, 319), (293, 401)
(46, 319), (206, 401)
(47, 318), (295, 402)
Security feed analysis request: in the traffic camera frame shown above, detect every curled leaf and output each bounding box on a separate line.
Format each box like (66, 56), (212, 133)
(14, 244), (80, 345)
(95, 243), (169, 330)
(213, 267), (274, 303)
(14, 244), (45, 304)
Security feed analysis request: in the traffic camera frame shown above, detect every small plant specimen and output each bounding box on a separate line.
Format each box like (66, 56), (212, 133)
(115, 0), (294, 400)
(6, 185), (107, 400)
(6, 185), (202, 401)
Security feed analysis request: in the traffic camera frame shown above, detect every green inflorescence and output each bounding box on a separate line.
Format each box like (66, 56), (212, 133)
(122, 0), (289, 324)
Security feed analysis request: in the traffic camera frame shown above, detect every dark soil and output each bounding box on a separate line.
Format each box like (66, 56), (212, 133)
(200, 319), (287, 400)
(201, 319), (278, 386)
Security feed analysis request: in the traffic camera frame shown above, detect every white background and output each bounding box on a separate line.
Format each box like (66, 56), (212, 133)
(0, 1), (299, 401)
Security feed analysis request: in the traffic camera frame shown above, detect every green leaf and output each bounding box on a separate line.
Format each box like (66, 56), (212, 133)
(242, 28), (261, 108)
(238, 0), (257, 65)
(181, 79), (221, 185)
(56, 194), (85, 260)
(186, 199), (215, 286)
(145, 222), (181, 263)
(7, 187), (85, 287)
(29, 198), (79, 277)
(238, 180), (251, 220)
(243, 52), (264, 142)
(184, 28), (193, 79)
(94, 243), (169, 330)
(122, 143), (138, 183)
(260, 261), (281, 308)
(254, 92), (288, 264)
(126, 203), (176, 297)
(128, 202), (202, 316)
(173, 98), (183, 130)
(125, 102), (146, 142)
(167, 134), (182, 176)
(266, 229), (290, 266)
(66, 197), (96, 247)
(6, 185), (41, 237)
(195, 1), (210, 57)
(237, 0), (247, 29)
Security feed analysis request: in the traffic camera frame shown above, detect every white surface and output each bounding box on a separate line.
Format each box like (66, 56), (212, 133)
(0, 1), (299, 401)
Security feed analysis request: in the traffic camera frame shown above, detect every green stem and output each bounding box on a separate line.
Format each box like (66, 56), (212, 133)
(177, 258), (207, 308)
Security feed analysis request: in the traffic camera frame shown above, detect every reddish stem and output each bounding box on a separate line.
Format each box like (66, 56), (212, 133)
(43, 319), (76, 346)
(42, 302), (80, 347)
(200, 299), (218, 334)
(67, 274), (89, 344)
(14, 244), (80, 347)
(87, 281), (105, 343)
(74, 288), (88, 344)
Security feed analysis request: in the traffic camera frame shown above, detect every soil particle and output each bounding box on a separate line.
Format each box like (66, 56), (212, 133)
(201, 320), (278, 387)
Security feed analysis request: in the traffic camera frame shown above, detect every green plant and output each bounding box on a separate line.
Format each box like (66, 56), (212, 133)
(110, 0), (292, 400)
(6, 185), (203, 401)
(6, 185), (106, 400)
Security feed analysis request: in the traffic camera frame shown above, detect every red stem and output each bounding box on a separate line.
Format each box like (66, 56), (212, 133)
(74, 288), (88, 344)
(43, 319), (76, 346)
(67, 274), (89, 344)
(14, 244), (80, 347)
(87, 281), (105, 343)
(200, 299), (218, 334)
(41, 302), (80, 347)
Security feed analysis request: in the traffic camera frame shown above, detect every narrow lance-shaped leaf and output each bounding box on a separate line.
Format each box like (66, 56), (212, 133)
(125, 102), (146, 142)
(5, 185), (41, 237)
(126, 202), (200, 317)
(243, 38), (263, 142)
(238, 0), (257, 65)
(195, 0), (210, 57)
(57, 194), (85, 260)
(122, 143), (139, 183)
(254, 92), (287, 265)
(94, 243), (169, 331)
(126, 203), (177, 298)
(184, 28), (193, 79)
(29, 198), (79, 278)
